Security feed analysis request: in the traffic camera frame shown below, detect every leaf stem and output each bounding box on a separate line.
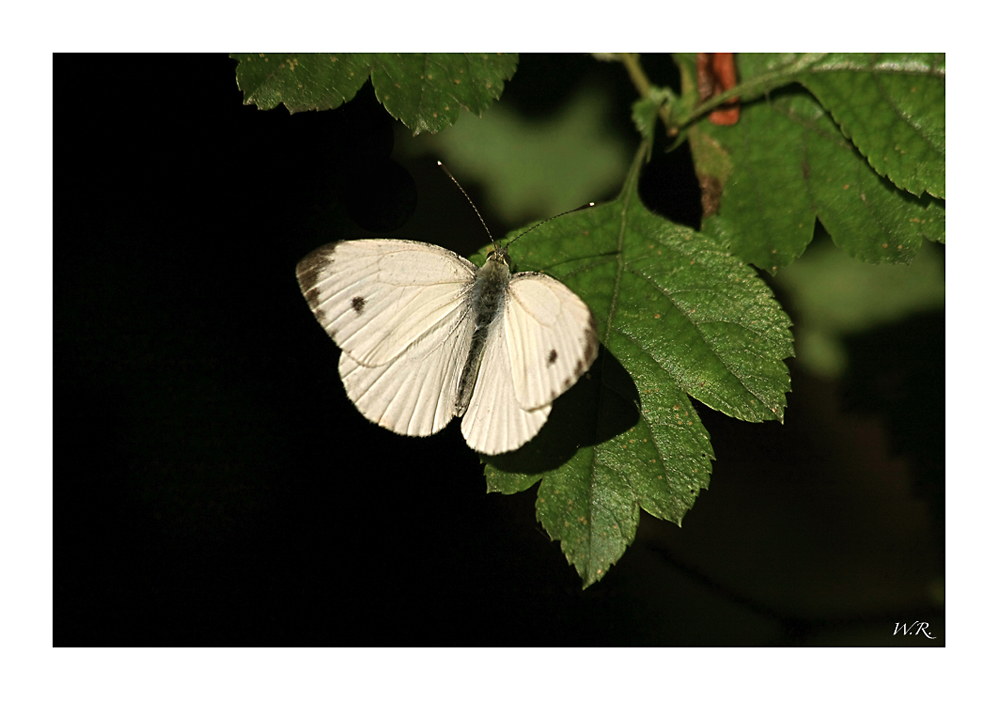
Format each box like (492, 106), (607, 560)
(615, 53), (674, 135)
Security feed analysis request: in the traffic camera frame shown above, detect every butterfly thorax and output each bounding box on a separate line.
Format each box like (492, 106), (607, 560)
(454, 252), (512, 415)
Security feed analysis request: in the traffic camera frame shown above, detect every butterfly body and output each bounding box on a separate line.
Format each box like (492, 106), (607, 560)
(456, 248), (512, 415)
(296, 238), (597, 455)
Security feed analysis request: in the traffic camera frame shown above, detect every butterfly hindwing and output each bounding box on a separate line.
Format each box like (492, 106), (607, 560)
(339, 323), (473, 437)
(460, 308), (552, 455)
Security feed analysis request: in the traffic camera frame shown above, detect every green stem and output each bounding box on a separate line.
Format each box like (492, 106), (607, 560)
(615, 53), (828, 138)
(673, 53), (827, 132)
(675, 83), (744, 131)
(619, 53), (651, 96)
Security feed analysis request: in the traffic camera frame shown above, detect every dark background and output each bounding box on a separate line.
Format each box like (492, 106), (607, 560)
(55, 54), (944, 646)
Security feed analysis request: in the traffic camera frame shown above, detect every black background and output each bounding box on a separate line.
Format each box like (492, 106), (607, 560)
(55, 54), (944, 646)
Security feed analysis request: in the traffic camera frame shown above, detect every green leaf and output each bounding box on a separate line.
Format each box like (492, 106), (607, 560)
(484, 466), (541, 495)
(232, 54), (372, 113)
(631, 86), (672, 145)
(693, 89), (944, 271)
(232, 53), (518, 134)
(672, 54), (945, 265)
(794, 54), (945, 199)
(479, 150), (794, 586)
(674, 53), (944, 201)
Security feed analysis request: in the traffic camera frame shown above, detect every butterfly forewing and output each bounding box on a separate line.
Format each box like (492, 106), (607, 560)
(296, 240), (478, 367)
(504, 273), (599, 411)
(297, 239), (480, 438)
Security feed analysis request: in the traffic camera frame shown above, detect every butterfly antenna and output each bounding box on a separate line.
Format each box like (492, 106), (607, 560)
(507, 201), (596, 247)
(437, 160), (495, 245)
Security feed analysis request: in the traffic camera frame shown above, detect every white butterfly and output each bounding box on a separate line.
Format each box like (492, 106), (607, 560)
(295, 174), (598, 455)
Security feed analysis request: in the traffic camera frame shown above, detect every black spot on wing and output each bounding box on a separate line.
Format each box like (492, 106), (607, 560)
(547, 349), (558, 365)
(351, 296), (366, 314)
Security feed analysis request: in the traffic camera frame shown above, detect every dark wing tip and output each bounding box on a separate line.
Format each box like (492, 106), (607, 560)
(295, 242), (341, 306)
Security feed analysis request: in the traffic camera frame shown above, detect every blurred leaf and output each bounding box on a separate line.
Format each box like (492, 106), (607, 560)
(777, 234), (945, 377)
(686, 126), (732, 218)
(402, 85), (632, 225)
(479, 150), (793, 586)
(232, 53), (517, 134)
